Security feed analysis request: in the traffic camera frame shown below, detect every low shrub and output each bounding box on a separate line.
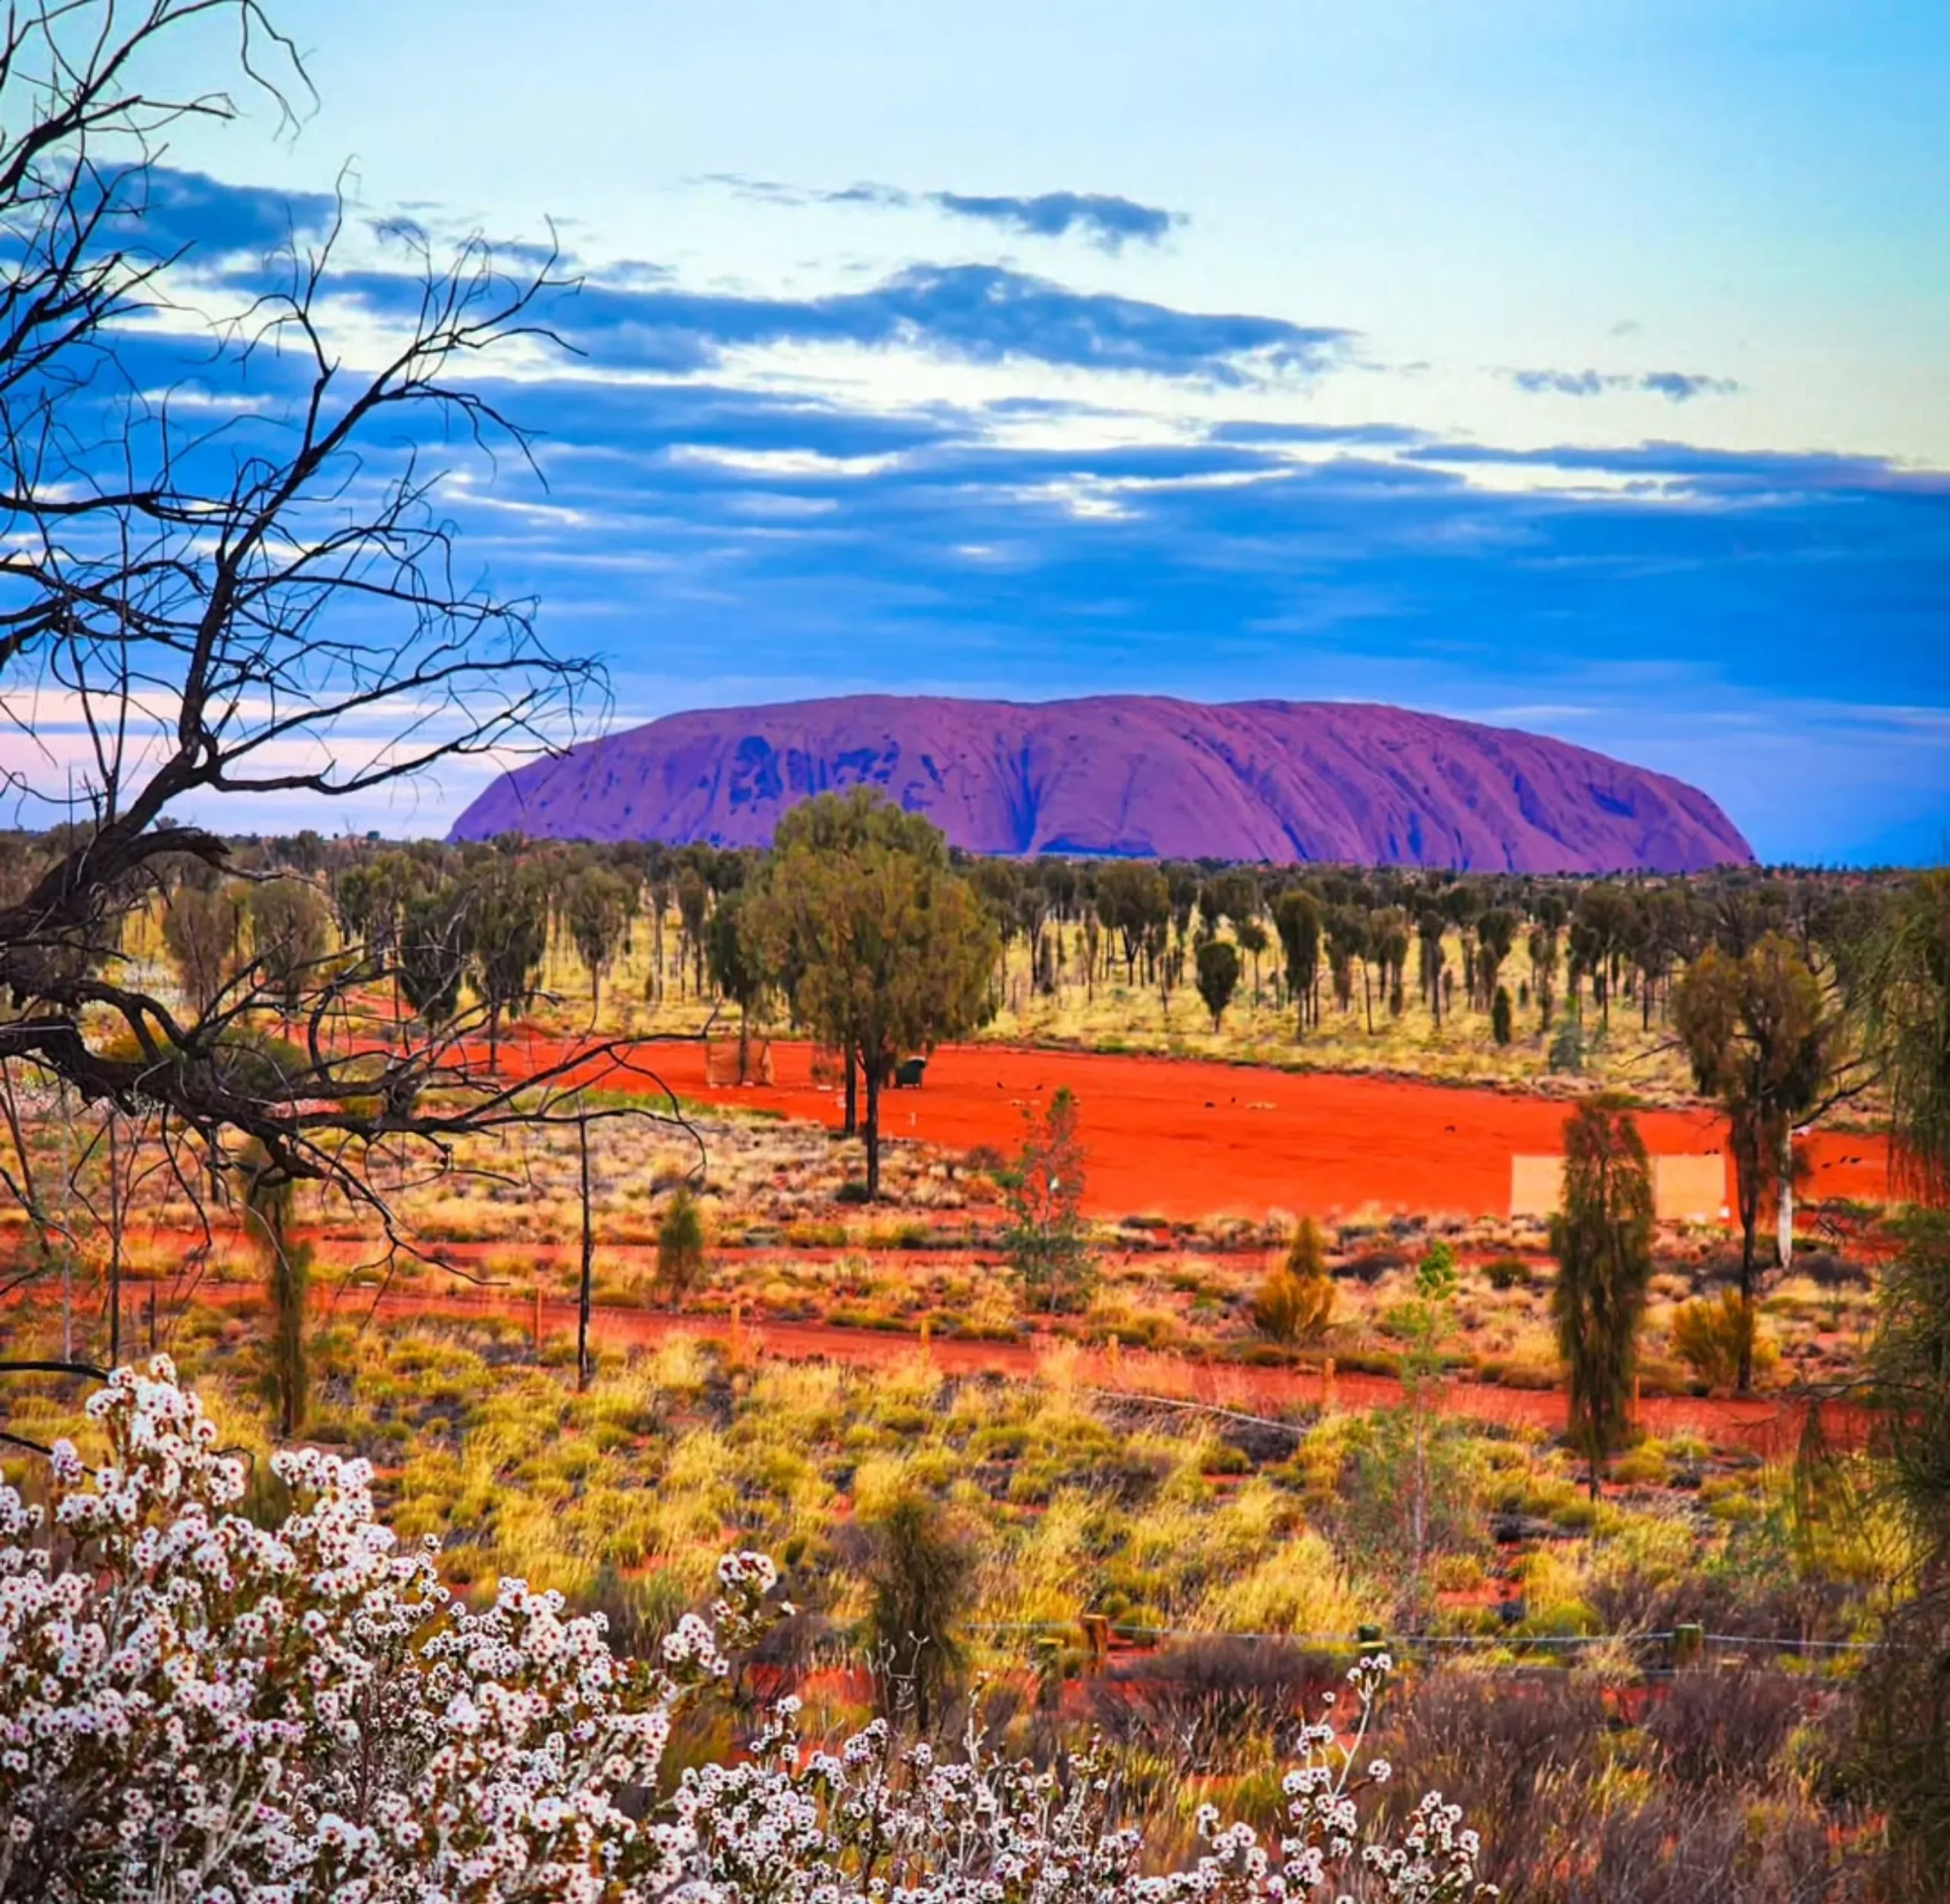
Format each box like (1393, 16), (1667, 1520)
(1338, 1246), (1408, 1283)
(1645, 1668), (1805, 1785)
(654, 1187), (709, 1305)
(1252, 1217), (1335, 1346)
(1671, 1289), (1779, 1392)
(1609, 1441), (1670, 1487)
(1482, 1254), (1532, 1292)
(1251, 1268), (1333, 1346)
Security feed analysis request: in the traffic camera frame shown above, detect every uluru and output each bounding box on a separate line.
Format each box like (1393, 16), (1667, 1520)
(451, 695), (1753, 873)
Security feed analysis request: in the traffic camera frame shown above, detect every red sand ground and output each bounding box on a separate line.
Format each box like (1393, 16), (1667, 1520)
(166, 1279), (1859, 1462)
(503, 1030), (1891, 1225)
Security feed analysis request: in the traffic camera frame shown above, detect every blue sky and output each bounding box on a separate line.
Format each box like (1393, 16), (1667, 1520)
(126, 0), (1948, 861)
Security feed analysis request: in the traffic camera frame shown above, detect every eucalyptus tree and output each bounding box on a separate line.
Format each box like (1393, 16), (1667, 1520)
(1095, 861), (1171, 986)
(752, 791), (996, 1198)
(1673, 934), (1839, 1389)
(1417, 906), (1448, 1027)
(248, 878), (332, 1020)
(704, 887), (771, 1083)
(1274, 887), (1322, 1033)
(1475, 907), (1516, 1014)
(1194, 937), (1240, 1032)
(566, 864), (636, 1019)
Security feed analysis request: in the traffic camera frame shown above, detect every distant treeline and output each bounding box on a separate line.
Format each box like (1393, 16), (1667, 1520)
(3, 815), (1909, 1040)
(21, 819), (1893, 1020)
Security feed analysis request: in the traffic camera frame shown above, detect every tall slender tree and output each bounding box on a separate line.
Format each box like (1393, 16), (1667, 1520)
(396, 883), (473, 1030)
(1862, 869), (1950, 1206)
(1417, 907), (1448, 1028)
(1274, 888), (1322, 1033)
(1847, 871), (1950, 1899)
(1673, 934), (1835, 1389)
(565, 865), (635, 1020)
(241, 1145), (310, 1439)
(467, 859), (548, 1069)
(865, 1493), (973, 1737)
(705, 887), (772, 1083)
(1475, 908), (1516, 1014)
(1549, 1096), (1654, 1497)
(1195, 938), (1240, 1032)
(998, 1086), (1092, 1312)
(1526, 919), (1558, 1030)
(163, 875), (244, 1015)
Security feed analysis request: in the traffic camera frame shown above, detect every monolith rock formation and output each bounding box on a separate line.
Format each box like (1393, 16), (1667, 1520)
(452, 695), (1752, 872)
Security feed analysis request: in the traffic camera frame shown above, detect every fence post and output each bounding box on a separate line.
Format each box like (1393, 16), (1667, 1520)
(1672, 1623), (1703, 1669)
(1034, 1636), (1063, 1711)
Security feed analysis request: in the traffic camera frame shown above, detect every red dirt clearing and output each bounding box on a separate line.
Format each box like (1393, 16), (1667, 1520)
(166, 1279), (1860, 1462)
(505, 1030), (1891, 1225)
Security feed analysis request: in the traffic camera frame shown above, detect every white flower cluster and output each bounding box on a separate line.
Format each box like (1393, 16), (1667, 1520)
(678, 1658), (1486, 1904)
(0, 1360), (1490, 1902)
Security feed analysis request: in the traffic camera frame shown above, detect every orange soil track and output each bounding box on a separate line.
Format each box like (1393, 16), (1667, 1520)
(176, 1279), (1860, 1463)
(503, 1030), (1891, 1225)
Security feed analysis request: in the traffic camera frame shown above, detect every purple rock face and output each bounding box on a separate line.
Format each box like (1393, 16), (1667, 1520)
(451, 695), (1753, 873)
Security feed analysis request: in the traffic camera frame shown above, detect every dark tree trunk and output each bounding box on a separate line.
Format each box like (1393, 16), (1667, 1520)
(107, 1115), (121, 1367)
(1734, 1129), (1761, 1394)
(864, 1059), (882, 1200)
(577, 1120), (594, 1391)
(843, 1047), (858, 1136)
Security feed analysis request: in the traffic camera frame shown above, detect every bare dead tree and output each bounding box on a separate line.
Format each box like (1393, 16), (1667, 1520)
(0, 1), (697, 1340)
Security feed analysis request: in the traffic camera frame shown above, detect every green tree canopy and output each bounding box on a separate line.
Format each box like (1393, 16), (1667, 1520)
(465, 858), (549, 1068)
(396, 883), (472, 1030)
(247, 878), (331, 1016)
(565, 866), (635, 1017)
(1673, 931), (1835, 1389)
(753, 791), (996, 1197)
(163, 875), (243, 1016)
(1861, 870), (1950, 1206)
(1194, 938), (1241, 1031)
(1274, 887), (1323, 1032)
(1095, 862), (1171, 982)
(705, 887), (772, 1083)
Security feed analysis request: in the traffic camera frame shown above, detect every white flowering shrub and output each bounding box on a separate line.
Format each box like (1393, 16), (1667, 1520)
(0, 1359), (1490, 1902)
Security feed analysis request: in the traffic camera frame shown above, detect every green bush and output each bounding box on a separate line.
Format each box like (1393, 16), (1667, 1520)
(654, 1188), (708, 1305)
(1483, 1254), (1531, 1292)
(1672, 1290), (1777, 1392)
(1251, 1244), (1334, 1346)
